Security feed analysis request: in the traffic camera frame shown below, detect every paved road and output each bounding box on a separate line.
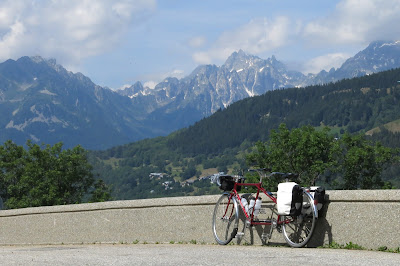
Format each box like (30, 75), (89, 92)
(0, 244), (399, 265)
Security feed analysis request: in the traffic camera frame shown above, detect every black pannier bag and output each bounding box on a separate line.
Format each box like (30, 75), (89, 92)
(277, 182), (303, 216)
(310, 186), (326, 211)
(218, 175), (242, 192)
(290, 184), (303, 216)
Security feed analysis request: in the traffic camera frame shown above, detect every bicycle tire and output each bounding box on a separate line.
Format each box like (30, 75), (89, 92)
(212, 193), (239, 245)
(281, 190), (317, 247)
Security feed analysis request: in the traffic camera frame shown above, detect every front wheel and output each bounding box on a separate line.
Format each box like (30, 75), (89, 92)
(281, 190), (317, 247)
(212, 193), (239, 245)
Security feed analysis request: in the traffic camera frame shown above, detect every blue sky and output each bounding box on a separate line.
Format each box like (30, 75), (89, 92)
(1, 0), (400, 89)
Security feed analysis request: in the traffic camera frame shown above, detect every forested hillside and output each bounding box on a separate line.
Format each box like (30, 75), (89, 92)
(89, 68), (400, 200)
(168, 68), (400, 155)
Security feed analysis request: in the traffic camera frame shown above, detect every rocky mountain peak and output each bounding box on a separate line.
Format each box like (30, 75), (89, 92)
(187, 64), (218, 79)
(367, 40), (400, 50)
(333, 40), (400, 80)
(117, 81), (144, 97)
(28, 55), (57, 66)
(24, 56), (59, 71)
(223, 49), (263, 71)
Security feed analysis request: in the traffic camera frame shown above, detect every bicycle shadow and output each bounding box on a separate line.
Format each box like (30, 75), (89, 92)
(235, 195), (333, 247)
(235, 202), (282, 246)
(307, 195), (333, 247)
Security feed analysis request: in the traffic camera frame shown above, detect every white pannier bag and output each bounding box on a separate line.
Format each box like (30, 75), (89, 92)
(277, 182), (303, 216)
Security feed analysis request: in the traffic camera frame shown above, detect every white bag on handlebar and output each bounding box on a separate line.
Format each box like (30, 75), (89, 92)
(277, 182), (303, 216)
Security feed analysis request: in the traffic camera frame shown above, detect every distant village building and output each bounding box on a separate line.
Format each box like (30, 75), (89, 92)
(149, 173), (168, 179)
(181, 179), (196, 187)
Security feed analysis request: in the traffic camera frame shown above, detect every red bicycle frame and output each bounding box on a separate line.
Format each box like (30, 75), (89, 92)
(229, 180), (290, 226)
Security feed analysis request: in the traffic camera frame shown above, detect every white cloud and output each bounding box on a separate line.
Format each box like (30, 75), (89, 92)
(192, 51), (213, 65)
(0, 21), (25, 57)
(192, 17), (292, 65)
(117, 84), (132, 91)
(188, 36), (207, 48)
(302, 53), (351, 74)
(303, 0), (400, 45)
(0, 0), (156, 66)
(143, 81), (158, 89)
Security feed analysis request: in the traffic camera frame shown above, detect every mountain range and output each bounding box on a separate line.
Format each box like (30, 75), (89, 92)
(90, 66), (400, 199)
(118, 40), (400, 115)
(1, 40), (400, 150)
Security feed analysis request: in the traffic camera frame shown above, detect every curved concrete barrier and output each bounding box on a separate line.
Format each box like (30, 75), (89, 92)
(0, 190), (399, 249)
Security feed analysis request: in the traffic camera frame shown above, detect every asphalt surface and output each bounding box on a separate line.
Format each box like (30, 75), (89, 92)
(0, 244), (399, 265)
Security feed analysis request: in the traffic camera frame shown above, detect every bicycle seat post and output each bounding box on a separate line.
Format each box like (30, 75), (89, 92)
(258, 169), (266, 183)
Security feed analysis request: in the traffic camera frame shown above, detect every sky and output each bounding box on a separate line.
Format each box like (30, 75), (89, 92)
(1, 0), (400, 90)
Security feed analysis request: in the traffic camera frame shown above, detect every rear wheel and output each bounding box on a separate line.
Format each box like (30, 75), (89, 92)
(281, 191), (317, 247)
(212, 193), (239, 245)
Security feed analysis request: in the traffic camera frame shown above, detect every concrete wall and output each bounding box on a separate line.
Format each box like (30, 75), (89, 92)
(0, 190), (399, 249)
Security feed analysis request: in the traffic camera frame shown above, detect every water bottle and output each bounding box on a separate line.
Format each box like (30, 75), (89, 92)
(241, 196), (249, 214)
(249, 197), (256, 215)
(254, 197), (262, 216)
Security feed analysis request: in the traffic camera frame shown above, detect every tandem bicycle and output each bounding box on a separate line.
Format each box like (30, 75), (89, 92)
(212, 168), (319, 248)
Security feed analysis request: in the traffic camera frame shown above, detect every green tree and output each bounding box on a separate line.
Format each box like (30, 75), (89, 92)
(89, 179), (113, 202)
(246, 124), (397, 189)
(0, 141), (27, 207)
(0, 140), (111, 209)
(338, 133), (396, 189)
(247, 124), (336, 187)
